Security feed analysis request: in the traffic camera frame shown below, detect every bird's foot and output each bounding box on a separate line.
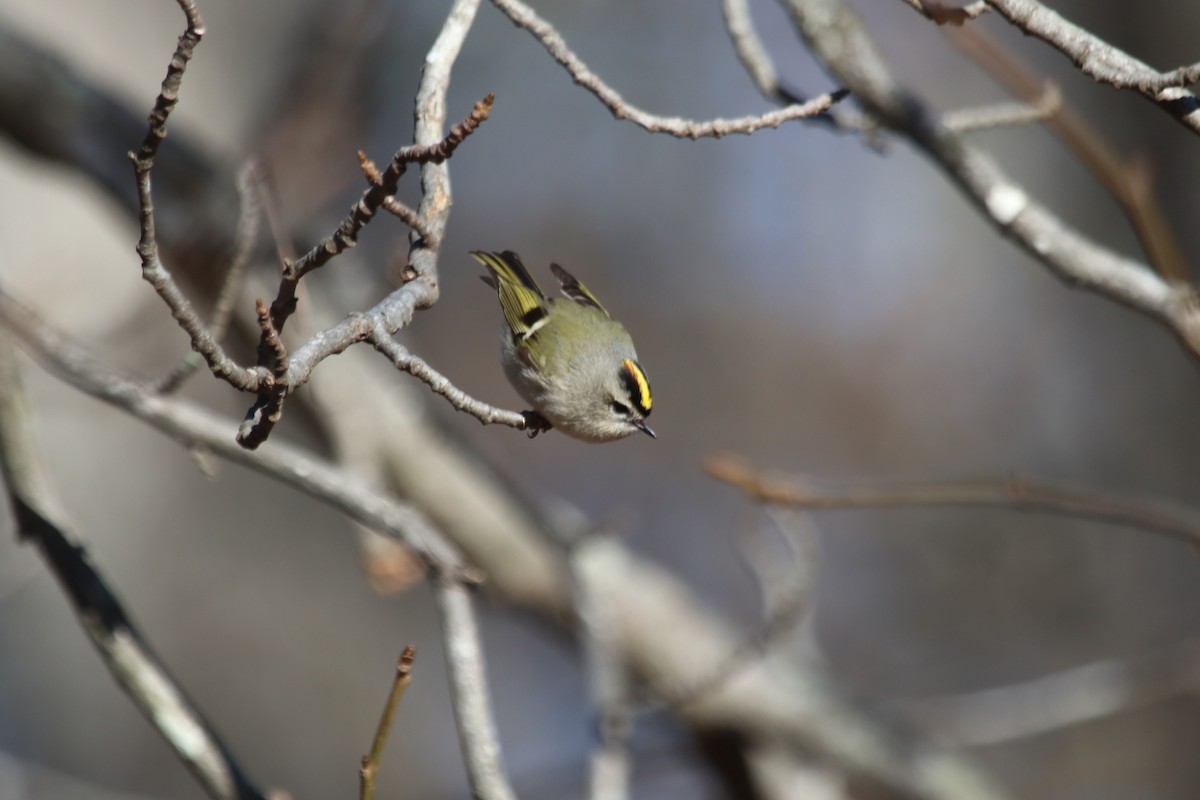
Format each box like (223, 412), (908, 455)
(521, 410), (553, 438)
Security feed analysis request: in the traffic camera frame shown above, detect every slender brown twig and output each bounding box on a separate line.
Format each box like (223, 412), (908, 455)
(360, 646), (416, 800)
(358, 151), (435, 243)
(705, 453), (1200, 550)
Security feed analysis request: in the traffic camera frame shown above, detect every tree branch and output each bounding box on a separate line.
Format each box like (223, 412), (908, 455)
(489, 0), (846, 139)
(984, 0), (1200, 136)
(0, 332), (267, 800)
(778, 0), (1200, 365)
(705, 454), (1200, 549)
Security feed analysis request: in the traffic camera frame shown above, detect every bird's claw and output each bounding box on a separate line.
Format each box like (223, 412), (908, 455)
(521, 410), (553, 438)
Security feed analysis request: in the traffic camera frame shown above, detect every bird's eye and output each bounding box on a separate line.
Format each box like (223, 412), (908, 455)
(610, 400), (630, 416)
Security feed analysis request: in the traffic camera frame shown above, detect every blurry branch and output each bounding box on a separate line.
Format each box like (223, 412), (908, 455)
(360, 646), (416, 800)
(983, 0), (1200, 137)
(722, 0), (786, 102)
(900, 0), (989, 25)
(705, 454), (1200, 550)
(0, 290), (522, 797)
(654, 508), (819, 710)
(893, 638), (1200, 746)
(0, 283), (1015, 800)
(778, 0), (1200, 365)
(155, 161), (264, 394)
(945, 23), (1192, 283)
(488, 0), (848, 138)
(435, 575), (519, 800)
(0, 333), (267, 800)
(0, 20), (240, 278)
(0, 289), (471, 579)
(942, 82), (1060, 132)
(572, 532), (632, 800)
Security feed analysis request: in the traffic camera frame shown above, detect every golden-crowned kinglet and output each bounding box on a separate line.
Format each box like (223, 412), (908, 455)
(471, 250), (655, 442)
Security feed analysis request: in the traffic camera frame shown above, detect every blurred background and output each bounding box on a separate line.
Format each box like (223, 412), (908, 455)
(1, 0), (1199, 797)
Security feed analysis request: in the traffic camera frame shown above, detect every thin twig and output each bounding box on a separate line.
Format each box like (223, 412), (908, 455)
(0, 333), (267, 800)
(360, 646), (416, 800)
(942, 82), (1060, 132)
(489, 0), (846, 139)
(983, 0), (1200, 136)
(434, 575), (518, 800)
(368, 329), (529, 432)
(235, 94), (495, 449)
(721, 0), (863, 136)
(128, 0), (263, 393)
(358, 151), (435, 243)
(155, 160), (264, 394)
(705, 453), (1200, 549)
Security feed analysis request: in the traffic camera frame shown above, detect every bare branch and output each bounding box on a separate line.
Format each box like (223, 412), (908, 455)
(128, 0), (264, 393)
(369, 330), (529, 431)
(572, 533), (632, 800)
(155, 160), (264, 394)
(0, 287), (472, 579)
(434, 576), (518, 800)
(778, 0), (1200, 365)
(705, 454), (1200, 549)
(984, 0), (1200, 135)
(0, 334), (267, 800)
(894, 638), (1200, 746)
(359, 150), (436, 242)
(942, 82), (1060, 131)
(721, 0), (784, 101)
(360, 646), (416, 800)
(946, 23), (1192, 283)
(236, 94), (495, 449)
(652, 508), (819, 710)
(900, 0), (989, 25)
(489, 0), (846, 139)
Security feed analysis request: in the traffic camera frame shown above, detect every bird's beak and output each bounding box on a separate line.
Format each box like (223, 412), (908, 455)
(633, 419), (657, 439)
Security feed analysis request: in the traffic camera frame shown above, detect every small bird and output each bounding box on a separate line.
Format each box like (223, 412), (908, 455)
(471, 250), (655, 442)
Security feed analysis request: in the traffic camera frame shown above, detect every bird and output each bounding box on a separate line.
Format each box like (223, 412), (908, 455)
(471, 250), (655, 442)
